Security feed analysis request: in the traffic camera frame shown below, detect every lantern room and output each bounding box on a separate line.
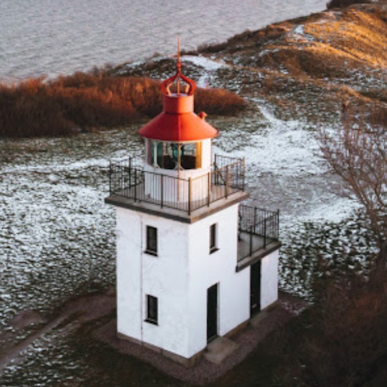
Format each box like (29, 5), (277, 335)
(138, 50), (218, 175)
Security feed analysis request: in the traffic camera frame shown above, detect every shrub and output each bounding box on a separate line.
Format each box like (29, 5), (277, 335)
(195, 87), (247, 116)
(273, 268), (387, 387)
(0, 73), (246, 138)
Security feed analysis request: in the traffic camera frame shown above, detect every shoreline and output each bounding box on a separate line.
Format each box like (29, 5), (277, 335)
(0, 1), (326, 82)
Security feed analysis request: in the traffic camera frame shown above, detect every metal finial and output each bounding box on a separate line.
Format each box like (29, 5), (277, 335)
(176, 37), (182, 70)
(177, 36), (181, 94)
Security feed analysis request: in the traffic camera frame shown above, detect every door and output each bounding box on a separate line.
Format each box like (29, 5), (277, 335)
(250, 261), (261, 316)
(207, 284), (218, 342)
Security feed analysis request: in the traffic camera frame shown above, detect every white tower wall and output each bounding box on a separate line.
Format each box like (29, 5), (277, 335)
(187, 204), (250, 356)
(116, 203), (251, 360)
(116, 207), (191, 357)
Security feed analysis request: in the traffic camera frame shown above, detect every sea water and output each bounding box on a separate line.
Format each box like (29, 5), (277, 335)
(0, 0), (325, 80)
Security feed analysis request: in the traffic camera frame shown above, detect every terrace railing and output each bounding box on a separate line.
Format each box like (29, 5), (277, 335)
(109, 154), (246, 215)
(238, 204), (280, 260)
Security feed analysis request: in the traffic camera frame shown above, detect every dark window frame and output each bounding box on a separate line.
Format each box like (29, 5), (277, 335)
(145, 295), (158, 325)
(210, 223), (219, 254)
(145, 226), (158, 256)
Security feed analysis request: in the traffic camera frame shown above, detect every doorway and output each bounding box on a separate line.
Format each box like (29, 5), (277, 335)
(207, 284), (218, 342)
(250, 261), (261, 316)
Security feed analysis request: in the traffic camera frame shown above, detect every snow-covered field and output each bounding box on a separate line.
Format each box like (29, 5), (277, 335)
(0, 58), (378, 385)
(0, 101), (369, 326)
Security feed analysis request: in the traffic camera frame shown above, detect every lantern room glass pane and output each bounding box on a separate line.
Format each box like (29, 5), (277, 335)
(149, 140), (201, 170)
(181, 143), (201, 169)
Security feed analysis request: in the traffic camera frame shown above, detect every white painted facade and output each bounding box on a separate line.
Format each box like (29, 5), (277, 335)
(260, 250), (279, 310)
(116, 204), (251, 358)
(115, 201), (279, 360)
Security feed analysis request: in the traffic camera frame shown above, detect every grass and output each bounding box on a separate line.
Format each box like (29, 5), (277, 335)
(0, 73), (247, 138)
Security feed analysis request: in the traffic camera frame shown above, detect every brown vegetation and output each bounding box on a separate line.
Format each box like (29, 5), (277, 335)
(0, 73), (246, 138)
(320, 106), (387, 263)
(196, 3), (387, 126)
(272, 269), (387, 387)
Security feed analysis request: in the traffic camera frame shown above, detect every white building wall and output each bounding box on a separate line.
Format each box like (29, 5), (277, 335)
(141, 213), (190, 355)
(260, 250), (279, 310)
(116, 202), (252, 360)
(201, 139), (212, 170)
(116, 209), (142, 340)
(116, 207), (191, 357)
(186, 204), (250, 356)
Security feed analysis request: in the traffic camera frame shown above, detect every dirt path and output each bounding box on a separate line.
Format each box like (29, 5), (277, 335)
(0, 292), (116, 375)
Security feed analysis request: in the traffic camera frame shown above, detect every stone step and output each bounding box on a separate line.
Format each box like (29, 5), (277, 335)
(203, 337), (240, 365)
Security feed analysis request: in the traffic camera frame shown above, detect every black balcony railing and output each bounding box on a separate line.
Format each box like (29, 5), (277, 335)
(108, 155), (246, 215)
(238, 204), (280, 260)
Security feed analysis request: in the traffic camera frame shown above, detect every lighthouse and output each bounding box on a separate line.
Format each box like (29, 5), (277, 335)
(105, 49), (281, 366)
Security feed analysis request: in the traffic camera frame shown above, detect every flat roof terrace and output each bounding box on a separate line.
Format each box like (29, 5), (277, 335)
(106, 155), (246, 217)
(105, 156), (280, 267)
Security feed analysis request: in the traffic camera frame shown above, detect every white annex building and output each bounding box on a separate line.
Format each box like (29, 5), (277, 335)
(105, 53), (281, 366)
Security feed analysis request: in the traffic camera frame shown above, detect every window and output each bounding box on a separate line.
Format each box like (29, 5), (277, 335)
(210, 223), (218, 254)
(181, 142), (202, 169)
(148, 140), (201, 170)
(146, 295), (158, 325)
(148, 140), (178, 170)
(145, 226), (157, 256)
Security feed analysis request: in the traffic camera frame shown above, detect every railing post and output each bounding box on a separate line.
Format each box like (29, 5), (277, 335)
(253, 207), (257, 235)
(121, 163), (125, 192)
(242, 158), (246, 191)
(249, 225), (253, 257)
(160, 174), (164, 208)
(225, 165), (229, 198)
(207, 172), (211, 207)
(277, 209), (280, 239)
(109, 162), (112, 195)
(264, 218), (267, 248)
(134, 168), (137, 202)
(188, 177), (192, 216)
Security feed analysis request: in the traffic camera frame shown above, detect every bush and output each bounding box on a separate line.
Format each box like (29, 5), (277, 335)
(195, 87), (247, 116)
(327, 0), (372, 10)
(0, 72), (246, 138)
(273, 268), (387, 387)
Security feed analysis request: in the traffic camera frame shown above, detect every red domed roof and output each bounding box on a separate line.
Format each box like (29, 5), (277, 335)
(138, 47), (218, 142)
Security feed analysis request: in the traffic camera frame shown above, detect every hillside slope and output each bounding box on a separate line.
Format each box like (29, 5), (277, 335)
(195, 1), (387, 125)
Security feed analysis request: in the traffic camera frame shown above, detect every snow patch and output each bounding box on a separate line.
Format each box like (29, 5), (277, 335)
(301, 197), (362, 223)
(215, 104), (324, 177)
(292, 24), (315, 42)
(182, 55), (229, 88)
(182, 55), (228, 71)
(3, 157), (110, 174)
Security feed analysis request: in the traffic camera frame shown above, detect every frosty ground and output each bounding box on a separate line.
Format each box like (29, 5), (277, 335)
(0, 44), (381, 387)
